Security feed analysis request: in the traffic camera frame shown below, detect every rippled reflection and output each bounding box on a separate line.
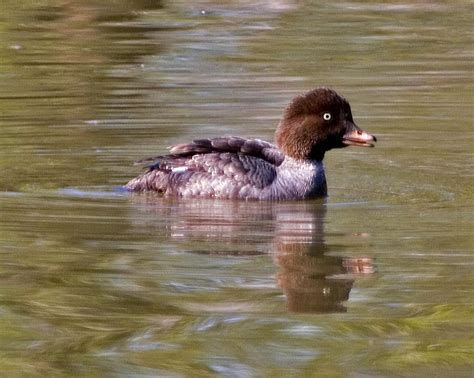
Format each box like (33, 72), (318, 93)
(129, 196), (374, 313)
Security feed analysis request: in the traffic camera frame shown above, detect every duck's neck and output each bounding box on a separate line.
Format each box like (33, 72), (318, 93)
(275, 157), (327, 199)
(276, 138), (327, 162)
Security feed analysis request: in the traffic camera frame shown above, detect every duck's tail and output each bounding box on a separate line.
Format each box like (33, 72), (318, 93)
(125, 169), (169, 193)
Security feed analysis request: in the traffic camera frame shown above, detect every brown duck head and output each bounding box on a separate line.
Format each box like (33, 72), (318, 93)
(275, 87), (376, 161)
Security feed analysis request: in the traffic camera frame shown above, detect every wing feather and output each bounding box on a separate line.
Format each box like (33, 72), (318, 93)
(128, 136), (284, 195)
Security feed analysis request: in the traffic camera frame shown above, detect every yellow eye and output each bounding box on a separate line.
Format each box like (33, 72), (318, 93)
(323, 113), (331, 121)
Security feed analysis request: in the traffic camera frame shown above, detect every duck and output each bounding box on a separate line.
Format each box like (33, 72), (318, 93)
(125, 87), (376, 200)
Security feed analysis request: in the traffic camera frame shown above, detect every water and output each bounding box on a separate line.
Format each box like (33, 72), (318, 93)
(0, 0), (472, 376)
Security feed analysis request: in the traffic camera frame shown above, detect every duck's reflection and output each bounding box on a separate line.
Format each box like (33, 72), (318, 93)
(129, 195), (374, 313)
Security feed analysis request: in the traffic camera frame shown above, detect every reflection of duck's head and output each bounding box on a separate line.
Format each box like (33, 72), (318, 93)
(273, 201), (354, 313)
(276, 87), (376, 161)
(279, 275), (352, 313)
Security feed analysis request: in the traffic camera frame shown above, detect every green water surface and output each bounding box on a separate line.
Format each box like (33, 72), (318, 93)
(0, 0), (472, 376)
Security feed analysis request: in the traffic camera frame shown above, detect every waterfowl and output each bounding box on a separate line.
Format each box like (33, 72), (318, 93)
(126, 87), (376, 200)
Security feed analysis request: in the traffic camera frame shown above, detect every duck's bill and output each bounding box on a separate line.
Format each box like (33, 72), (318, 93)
(342, 126), (377, 147)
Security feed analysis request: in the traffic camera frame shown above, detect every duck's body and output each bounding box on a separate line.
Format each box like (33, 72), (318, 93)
(126, 87), (376, 200)
(126, 137), (326, 200)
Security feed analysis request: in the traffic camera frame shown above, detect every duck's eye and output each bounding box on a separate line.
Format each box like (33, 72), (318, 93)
(323, 113), (332, 121)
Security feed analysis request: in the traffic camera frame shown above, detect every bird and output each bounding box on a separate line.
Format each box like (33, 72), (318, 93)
(125, 87), (376, 200)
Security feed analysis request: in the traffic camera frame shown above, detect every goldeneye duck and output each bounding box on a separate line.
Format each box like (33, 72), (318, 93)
(126, 87), (377, 200)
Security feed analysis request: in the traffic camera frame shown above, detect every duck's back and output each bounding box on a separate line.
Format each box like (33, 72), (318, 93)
(125, 137), (287, 200)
